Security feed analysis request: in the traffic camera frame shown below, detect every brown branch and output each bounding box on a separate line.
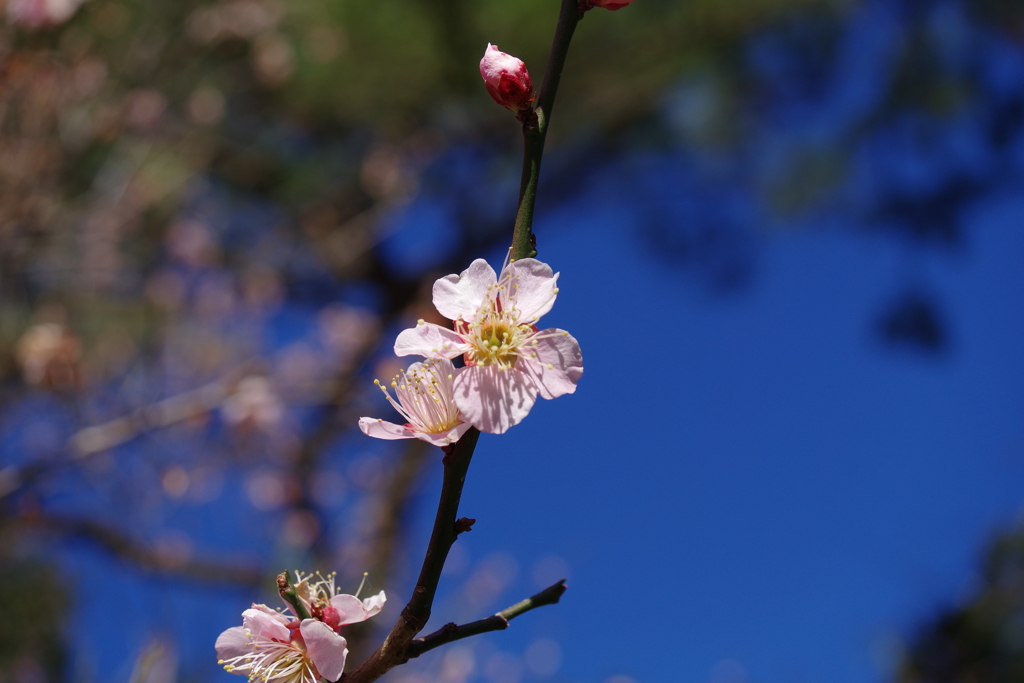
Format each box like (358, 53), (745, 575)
(339, 427), (480, 683)
(408, 579), (568, 658)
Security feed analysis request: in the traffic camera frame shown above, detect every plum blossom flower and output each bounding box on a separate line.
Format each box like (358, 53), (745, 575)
(359, 358), (471, 446)
(216, 572), (385, 683)
(479, 44), (535, 112)
(394, 256), (583, 434)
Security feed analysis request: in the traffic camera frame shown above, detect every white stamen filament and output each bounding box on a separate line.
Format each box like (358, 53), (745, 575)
(219, 635), (316, 683)
(374, 359), (461, 434)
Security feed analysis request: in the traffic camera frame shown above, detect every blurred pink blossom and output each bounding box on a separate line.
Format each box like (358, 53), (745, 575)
(6, 0), (84, 28)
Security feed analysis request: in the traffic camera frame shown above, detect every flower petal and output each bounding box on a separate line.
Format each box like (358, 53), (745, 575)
(433, 259), (496, 322)
(326, 590), (385, 626)
(413, 420), (472, 446)
(300, 619), (348, 680)
(242, 607), (291, 642)
(454, 365), (538, 434)
(394, 322), (467, 359)
(215, 626), (250, 662)
(330, 594), (369, 625)
(359, 417), (416, 440)
(249, 603), (292, 624)
(519, 331), (583, 400)
(504, 259), (558, 323)
(361, 590), (386, 617)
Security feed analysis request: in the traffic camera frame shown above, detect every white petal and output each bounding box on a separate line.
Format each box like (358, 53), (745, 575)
(520, 331), (583, 400)
(504, 258), (558, 323)
(361, 590), (386, 616)
(413, 421), (472, 446)
(300, 619), (348, 680)
(454, 365), (538, 435)
(433, 259), (496, 322)
(394, 323), (467, 359)
(359, 417), (415, 440)
(215, 626), (250, 663)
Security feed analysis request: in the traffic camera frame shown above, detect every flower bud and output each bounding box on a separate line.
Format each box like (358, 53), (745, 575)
(588, 0), (638, 9)
(479, 44), (535, 112)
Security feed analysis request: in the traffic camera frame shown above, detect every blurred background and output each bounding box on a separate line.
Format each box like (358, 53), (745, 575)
(2, 0), (1024, 682)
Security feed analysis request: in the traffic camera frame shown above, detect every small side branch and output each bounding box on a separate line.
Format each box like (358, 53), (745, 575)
(408, 579), (568, 658)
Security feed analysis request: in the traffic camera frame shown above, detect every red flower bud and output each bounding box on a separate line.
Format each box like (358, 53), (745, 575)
(479, 44), (535, 113)
(588, 0), (638, 9)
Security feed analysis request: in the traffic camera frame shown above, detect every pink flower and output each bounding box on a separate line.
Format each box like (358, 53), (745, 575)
(216, 573), (385, 683)
(587, 0), (638, 9)
(6, 0), (85, 27)
(394, 257), (583, 434)
(358, 358), (471, 446)
(479, 44), (535, 112)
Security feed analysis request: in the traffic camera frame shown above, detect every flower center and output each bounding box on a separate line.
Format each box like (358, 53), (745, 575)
(467, 321), (530, 368)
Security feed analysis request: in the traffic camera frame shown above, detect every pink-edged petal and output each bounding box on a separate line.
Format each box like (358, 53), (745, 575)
(215, 626), (250, 662)
(361, 590), (386, 617)
(503, 259), (558, 323)
(394, 322), (467, 359)
(359, 417), (416, 440)
(242, 607), (291, 642)
(249, 603), (292, 625)
(300, 619), (348, 680)
(330, 594), (369, 625)
(433, 259), (496, 322)
(413, 420), (472, 447)
(519, 331), (583, 400)
(454, 365), (538, 435)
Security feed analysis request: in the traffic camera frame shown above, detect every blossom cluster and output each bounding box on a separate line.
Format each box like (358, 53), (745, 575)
(360, 255), (583, 439)
(216, 572), (385, 683)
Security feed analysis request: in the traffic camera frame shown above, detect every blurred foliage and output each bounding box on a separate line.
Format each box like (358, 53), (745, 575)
(0, 550), (67, 683)
(896, 525), (1024, 683)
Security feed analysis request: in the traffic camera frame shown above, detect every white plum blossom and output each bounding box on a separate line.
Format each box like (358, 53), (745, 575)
(216, 572), (385, 683)
(394, 256), (583, 434)
(359, 357), (471, 446)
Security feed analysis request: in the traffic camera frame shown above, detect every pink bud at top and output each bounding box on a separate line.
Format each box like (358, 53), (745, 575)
(479, 44), (535, 112)
(589, 0), (638, 9)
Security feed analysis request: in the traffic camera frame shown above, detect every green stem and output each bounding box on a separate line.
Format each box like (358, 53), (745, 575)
(510, 0), (585, 261)
(277, 570), (311, 620)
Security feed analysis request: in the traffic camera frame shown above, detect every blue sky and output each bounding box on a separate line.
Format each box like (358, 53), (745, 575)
(428, 187), (1024, 683)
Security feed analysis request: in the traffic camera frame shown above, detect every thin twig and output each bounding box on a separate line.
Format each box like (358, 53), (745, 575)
(408, 579), (568, 657)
